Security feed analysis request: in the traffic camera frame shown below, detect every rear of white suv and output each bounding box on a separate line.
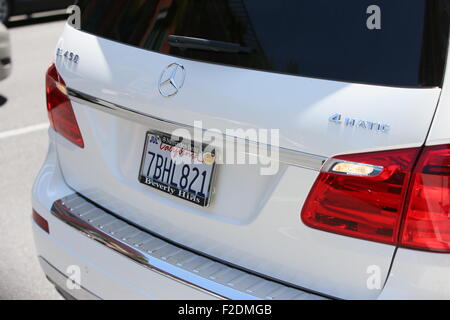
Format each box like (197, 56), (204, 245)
(32, 0), (450, 300)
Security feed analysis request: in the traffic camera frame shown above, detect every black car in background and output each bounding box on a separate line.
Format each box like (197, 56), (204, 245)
(0, 0), (74, 22)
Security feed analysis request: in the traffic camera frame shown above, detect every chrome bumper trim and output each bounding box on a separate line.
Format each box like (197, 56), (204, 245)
(39, 256), (101, 300)
(51, 194), (325, 300)
(67, 88), (327, 171)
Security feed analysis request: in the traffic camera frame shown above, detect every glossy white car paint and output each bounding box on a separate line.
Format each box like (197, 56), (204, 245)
(379, 248), (450, 299)
(0, 23), (11, 81)
(32, 22), (450, 300)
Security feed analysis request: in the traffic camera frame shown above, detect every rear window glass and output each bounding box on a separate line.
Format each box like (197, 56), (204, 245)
(76, 0), (450, 87)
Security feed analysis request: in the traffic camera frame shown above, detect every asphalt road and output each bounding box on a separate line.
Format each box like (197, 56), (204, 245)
(0, 18), (67, 300)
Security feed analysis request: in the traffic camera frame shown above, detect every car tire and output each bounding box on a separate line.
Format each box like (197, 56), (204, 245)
(0, 0), (10, 23)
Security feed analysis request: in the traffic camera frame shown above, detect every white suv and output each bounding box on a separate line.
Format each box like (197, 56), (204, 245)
(32, 0), (450, 300)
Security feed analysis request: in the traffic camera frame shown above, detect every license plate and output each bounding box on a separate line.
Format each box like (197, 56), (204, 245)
(139, 131), (216, 207)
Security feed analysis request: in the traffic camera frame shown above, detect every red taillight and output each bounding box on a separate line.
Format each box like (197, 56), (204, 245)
(33, 209), (49, 233)
(302, 144), (450, 253)
(400, 145), (450, 252)
(46, 64), (84, 148)
(301, 148), (421, 245)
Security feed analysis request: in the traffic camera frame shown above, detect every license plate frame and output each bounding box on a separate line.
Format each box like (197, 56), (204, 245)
(138, 130), (217, 207)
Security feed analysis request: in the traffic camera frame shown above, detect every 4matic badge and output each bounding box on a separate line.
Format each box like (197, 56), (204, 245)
(329, 113), (390, 133)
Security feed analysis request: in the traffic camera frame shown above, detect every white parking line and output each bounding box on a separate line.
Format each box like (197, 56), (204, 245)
(0, 123), (49, 140)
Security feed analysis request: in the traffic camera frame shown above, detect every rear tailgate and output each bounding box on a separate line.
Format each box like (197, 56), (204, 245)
(53, 0), (447, 299)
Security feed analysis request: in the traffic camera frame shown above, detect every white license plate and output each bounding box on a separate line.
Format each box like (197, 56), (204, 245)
(139, 131), (216, 207)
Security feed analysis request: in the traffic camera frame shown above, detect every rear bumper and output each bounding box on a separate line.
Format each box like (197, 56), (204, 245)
(33, 131), (450, 300)
(33, 214), (222, 300)
(32, 132), (323, 300)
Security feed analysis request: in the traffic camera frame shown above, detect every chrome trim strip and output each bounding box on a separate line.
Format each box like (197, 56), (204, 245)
(51, 194), (325, 300)
(67, 88), (328, 171)
(39, 256), (101, 300)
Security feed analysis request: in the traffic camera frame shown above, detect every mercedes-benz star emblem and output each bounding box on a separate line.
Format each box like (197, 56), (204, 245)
(159, 63), (186, 97)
